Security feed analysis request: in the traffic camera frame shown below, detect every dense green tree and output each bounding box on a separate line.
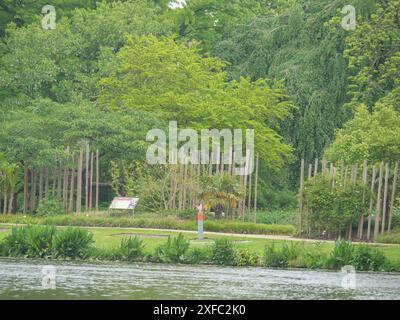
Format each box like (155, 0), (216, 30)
(99, 35), (294, 169)
(325, 104), (400, 164)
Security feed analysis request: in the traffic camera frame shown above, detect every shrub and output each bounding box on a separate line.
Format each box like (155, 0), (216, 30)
(211, 238), (235, 265)
(303, 175), (368, 238)
(327, 240), (355, 269)
(52, 228), (94, 259)
(263, 242), (298, 268)
(256, 210), (296, 225)
(2, 225), (56, 258)
(377, 229), (400, 244)
(353, 245), (387, 271)
(185, 247), (211, 264)
(36, 197), (65, 216)
(234, 249), (261, 267)
(120, 236), (145, 261)
(154, 233), (190, 263)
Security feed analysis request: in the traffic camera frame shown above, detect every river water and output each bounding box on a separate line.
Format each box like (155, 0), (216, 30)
(0, 258), (399, 299)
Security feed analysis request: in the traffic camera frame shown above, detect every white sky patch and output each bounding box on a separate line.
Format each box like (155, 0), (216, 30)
(168, 0), (188, 10)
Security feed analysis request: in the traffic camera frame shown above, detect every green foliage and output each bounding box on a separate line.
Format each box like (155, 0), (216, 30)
(234, 249), (261, 267)
(325, 105), (400, 163)
(328, 240), (355, 269)
(199, 173), (243, 216)
(327, 240), (387, 271)
(303, 175), (368, 237)
(256, 210), (296, 226)
(119, 236), (145, 261)
(377, 228), (400, 245)
(353, 245), (386, 271)
(185, 247), (211, 264)
(2, 225), (56, 258)
(0, 214), (296, 236)
(52, 227), (94, 259)
(154, 233), (190, 263)
(36, 197), (65, 216)
(211, 238), (235, 265)
(263, 242), (298, 268)
(99, 34), (293, 170)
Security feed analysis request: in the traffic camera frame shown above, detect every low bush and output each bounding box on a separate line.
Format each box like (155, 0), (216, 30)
(327, 240), (355, 269)
(2, 225), (56, 258)
(185, 247), (211, 264)
(256, 210), (296, 226)
(211, 238), (235, 265)
(327, 241), (387, 271)
(52, 228), (94, 259)
(263, 242), (299, 268)
(154, 233), (190, 263)
(120, 236), (145, 261)
(0, 225), (94, 260)
(36, 197), (65, 216)
(352, 245), (387, 271)
(377, 229), (400, 244)
(234, 249), (261, 267)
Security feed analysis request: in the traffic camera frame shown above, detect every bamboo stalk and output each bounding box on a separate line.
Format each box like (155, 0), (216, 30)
(23, 164), (28, 214)
(381, 162), (390, 234)
(358, 160), (368, 239)
(247, 168), (252, 222)
(253, 153), (259, 224)
(374, 162), (384, 241)
(69, 157), (75, 213)
(388, 161), (399, 232)
(44, 167), (49, 197)
(367, 165), (377, 241)
(89, 152), (94, 212)
(85, 142), (90, 212)
(95, 149), (99, 213)
(76, 147), (83, 213)
(314, 158), (318, 176)
(298, 159), (305, 236)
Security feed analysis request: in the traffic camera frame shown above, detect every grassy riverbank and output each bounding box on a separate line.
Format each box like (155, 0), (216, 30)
(1, 224), (399, 271)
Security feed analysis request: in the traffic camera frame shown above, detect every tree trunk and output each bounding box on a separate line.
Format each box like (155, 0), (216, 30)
(69, 160), (75, 213)
(23, 165), (29, 214)
(381, 162), (390, 234)
(367, 165), (377, 241)
(76, 147), (83, 213)
(374, 162), (384, 241)
(253, 153), (259, 224)
(85, 142), (90, 212)
(388, 161), (399, 232)
(95, 149), (99, 212)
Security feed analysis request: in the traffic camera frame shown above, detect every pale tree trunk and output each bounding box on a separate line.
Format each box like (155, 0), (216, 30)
(388, 162), (399, 232)
(253, 153), (259, 224)
(374, 162), (384, 242)
(23, 165), (29, 214)
(76, 147), (83, 213)
(381, 162), (390, 234)
(95, 149), (99, 212)
(367, 166), (377, 241)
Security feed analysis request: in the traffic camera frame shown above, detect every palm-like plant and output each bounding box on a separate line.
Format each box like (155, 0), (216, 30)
(199, 173), (243, 218)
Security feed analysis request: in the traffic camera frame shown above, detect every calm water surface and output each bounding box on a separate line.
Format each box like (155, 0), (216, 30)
(0, 258), (399, 299)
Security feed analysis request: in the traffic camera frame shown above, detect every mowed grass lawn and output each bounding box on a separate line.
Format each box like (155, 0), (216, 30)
(1, 223), (400, 267)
